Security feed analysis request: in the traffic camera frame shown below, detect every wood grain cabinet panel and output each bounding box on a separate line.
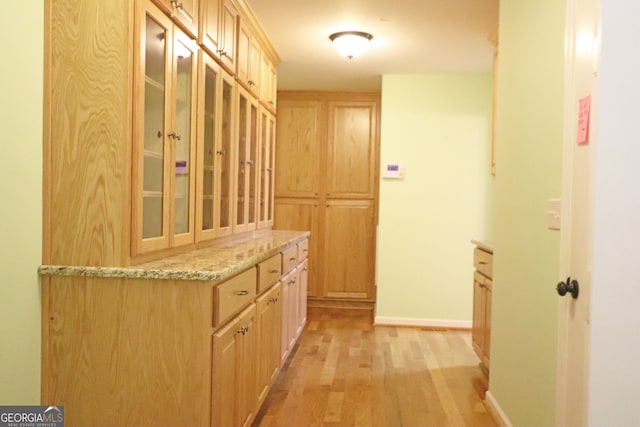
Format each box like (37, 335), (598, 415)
(323, 200), (376, 300)
(275, 100), (323, 198)
(275, 92), (379, 306)
(326, 100), (378, 199)
(255, 283), (282, 407)
(472, 248), (493, 373)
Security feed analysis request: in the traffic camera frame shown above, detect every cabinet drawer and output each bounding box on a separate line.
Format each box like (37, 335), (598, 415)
(474, 248), (493, 278)
(297, 239), (309, 261)
(214, 268), (257, 326)
(258, 254), (282, 294)
(282, 245), (298, 274)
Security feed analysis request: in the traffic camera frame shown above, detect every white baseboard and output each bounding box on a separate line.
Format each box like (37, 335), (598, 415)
(485, 390), (513, 427)
(373, 316), (471, 329)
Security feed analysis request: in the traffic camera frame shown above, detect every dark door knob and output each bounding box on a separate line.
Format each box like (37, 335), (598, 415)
(556, 277), (579, 299)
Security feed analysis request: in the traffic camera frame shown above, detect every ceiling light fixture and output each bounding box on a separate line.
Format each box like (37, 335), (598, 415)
(329, 31), (373, 59)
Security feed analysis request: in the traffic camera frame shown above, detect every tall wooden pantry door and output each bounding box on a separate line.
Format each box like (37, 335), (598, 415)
(274, 92), (380, 307)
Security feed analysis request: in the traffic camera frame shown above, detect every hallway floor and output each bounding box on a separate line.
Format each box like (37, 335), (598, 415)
(254, 308), (496, 427)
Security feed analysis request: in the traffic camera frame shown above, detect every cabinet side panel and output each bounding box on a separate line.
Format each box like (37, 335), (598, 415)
(45, 276), (212, 426)
(48, 0), (132, 266)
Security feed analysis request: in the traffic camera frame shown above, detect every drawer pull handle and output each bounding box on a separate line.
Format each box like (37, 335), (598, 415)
(269, 269), (279, 274)
(303, 249), (308, 252)
(478, 261), (488, 265)
(237, 325), (250, 335)
(235, 290), (249, 296)
(289, 257), (296, 261)
(289, 278), (296, 284)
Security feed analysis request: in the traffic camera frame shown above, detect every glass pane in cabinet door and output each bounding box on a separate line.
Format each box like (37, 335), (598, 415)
(142, 16), (167, 239)
(237, 94), (247, 225)
(173, 39), (193, 235)
(248, 104), (258, 223)
(202, 66), (217, 231)
(268, 117), (275, 222)
(219, 79), (233, 228)
(259, 113), (267, 222)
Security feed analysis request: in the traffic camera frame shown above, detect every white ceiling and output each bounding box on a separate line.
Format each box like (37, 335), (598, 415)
(246, 0), (500, 91)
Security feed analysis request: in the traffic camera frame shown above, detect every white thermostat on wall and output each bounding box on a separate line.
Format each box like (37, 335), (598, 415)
(382, 162), (405, 179)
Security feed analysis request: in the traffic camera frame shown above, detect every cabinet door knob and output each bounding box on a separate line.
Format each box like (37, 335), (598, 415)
(168, 132), (181, 141)
(171, 0), (183, 10)
(216, 149), (226, 156)
(269, 269), (279, 274)
(246, 160), (254, 166)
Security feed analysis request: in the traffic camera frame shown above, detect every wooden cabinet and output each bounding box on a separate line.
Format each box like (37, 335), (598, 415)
(258, 109), (276, 228)
(237, 21), (261, 96)
(255, 282), (282, 407)
(275, 92), (379, 307)
(472, 246), (493, 373)
(297, 258), (308, 335)
(133, 1), (199, 256)
(212, 302), (257, 427)
(260, 52), (277, 111)
(44, 0), (278, 265)
(235, 87), (260, 232)
(152, 0), (199, 38)
(323, 200), (376, 300)
(195, 52), (236, 241)
(199, 0), (237, 73)
(280, 239), (309, 362)
(41, 233), (308, 427)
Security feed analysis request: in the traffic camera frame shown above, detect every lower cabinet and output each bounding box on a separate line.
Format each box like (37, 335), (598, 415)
(41, 236), (308, 427)
(256, 283), (282, 407)
(212, 303), (257, 427)
(472, 246), (493, 374)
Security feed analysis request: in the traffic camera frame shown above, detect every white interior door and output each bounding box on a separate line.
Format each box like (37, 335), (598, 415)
(556, 0), (600, 425)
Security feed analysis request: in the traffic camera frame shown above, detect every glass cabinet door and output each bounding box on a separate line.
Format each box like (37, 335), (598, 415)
(258, 111), (268, 226)
(236, 92), (248, 228)
(137, 9), (171, 254)
(235, 88), (258, 232)
(171, 31), (197, 246)
(218, 73), (234, 236)
(258, 109), (275, 228)
(199, 54), (218, 235)
(134, 2), (197, 256)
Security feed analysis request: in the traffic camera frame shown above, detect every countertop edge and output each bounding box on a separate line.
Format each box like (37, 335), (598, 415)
(39, 230), (310, 282)
(471, 239), (494, 253)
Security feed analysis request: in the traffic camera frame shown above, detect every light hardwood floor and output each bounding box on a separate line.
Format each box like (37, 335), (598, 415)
(254, 308), (496, 427)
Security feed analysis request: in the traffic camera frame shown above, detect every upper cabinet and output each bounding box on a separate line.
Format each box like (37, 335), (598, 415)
(237, 21), (261, 97)
(44, 0), (279, 266)
(326, 100), (378, 199)
(234, 86), (260, 233)
(132, 1), (199, 256)
(275, 100), (323, 198)
(199, 0), (237, 73)
(152, 0), (199, 38)
(195, 52), (235, 242)
(258, 109), (276, 228)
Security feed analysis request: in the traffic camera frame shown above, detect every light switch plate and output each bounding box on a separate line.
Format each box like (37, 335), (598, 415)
(547, 199), (561, 230)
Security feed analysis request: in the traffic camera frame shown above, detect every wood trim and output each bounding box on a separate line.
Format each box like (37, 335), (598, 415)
(40, 276), (50, 404)
(42, 0), (53, 265)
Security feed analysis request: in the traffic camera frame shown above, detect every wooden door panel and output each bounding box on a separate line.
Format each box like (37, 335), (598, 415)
(326, 101), (377, 198)
(275, 100), (322, 197)
(323, 200), (376, 300)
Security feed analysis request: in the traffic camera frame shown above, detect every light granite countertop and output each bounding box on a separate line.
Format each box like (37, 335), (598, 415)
(38, 230), (310, 282)
(471, 239), (494, 253)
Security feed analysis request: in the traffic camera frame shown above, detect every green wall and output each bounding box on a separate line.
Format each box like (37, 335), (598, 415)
(376, 74), (494, 323)
(0, 3), (44, 404)
(490, 0), (565, 425)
